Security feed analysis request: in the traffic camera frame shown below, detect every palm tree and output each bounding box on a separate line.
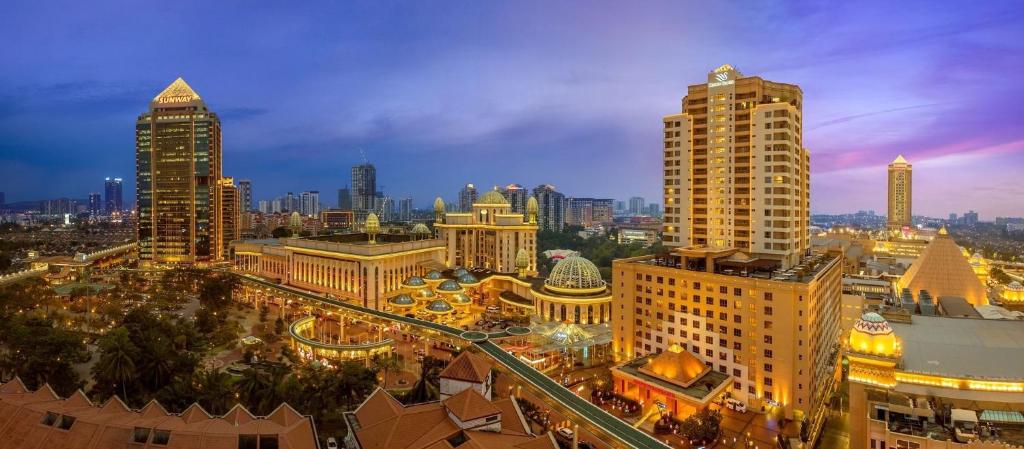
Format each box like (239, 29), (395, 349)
(195, 369), (234, 415)
(94, 328), (138, 403)
(370, 352), (401, 387)
(235, 368), (270, 411)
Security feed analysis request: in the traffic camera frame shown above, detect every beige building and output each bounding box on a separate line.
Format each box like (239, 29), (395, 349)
(662, 64), (809, 269)
(887, 155), (913, 232)
(611, 248), (842, 437)
(218, 177), (241, 259)
(434, 189), (538, 275)
(136, 78), (224, 265)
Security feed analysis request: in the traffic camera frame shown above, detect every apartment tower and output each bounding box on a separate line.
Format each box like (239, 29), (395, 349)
(218, 177), (241, 257)
(136, 78), (223, 265)
(886, 155), (912, 232)
(662, 64), (808, 269)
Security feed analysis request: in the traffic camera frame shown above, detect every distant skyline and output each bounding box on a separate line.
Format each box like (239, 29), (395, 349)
(2, 1), (1023, 218)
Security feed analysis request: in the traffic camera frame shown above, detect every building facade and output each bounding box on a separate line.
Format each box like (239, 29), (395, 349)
(104, 177), (123, 213)
(351, 164), (376, 219)
(434, 189), (538, 274)
(887, 155), (912, 232)
(532, 184), (565, 232)
(87, 193), (102, 217)
(458, 183), (478, 212)
(218, 178), (241, 258)
(662, 64), (809, 269)
(501, 183), (529, 217)
(136, 78), (223, 265)
(300, 191), (320, 217)
(238, 179), (252, 212)
(337, 187), (351, 210)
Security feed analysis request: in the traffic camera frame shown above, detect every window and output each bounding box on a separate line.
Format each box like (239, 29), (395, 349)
(719, 286), (728, 294)
(764, 349), (773, 358)
(764, 363), (773, 372)
(41, 412), (59, 426)
(764, 335), (773, 344)
(239, 435), (259, 449)
(57, 415), (76, 430)
(152, 430), (171, 445)
(764, 306), (773, 316)
(764, 292), (773, 301)
(133, 428), (152, 444)
(764, 377), (773, 386)
(895, 441), (920, 449)
(486, 415), (499, 422)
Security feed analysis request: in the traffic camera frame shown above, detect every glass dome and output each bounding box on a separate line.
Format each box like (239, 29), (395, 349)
(437, 279), (462, 291)
(403, 276), (426, 287)
(544, 256), (606, 292)
(426, 299), (453, 313)
(425, 270), (443, 280)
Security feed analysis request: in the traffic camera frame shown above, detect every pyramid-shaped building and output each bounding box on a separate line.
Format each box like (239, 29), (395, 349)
(898, 227), (988, 305)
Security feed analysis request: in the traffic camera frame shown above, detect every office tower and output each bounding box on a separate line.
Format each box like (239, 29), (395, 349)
(258, 200), (270, 214)
(282, 192), (296, 212)
(646, 203), (661, 218)
(337, 187), (352, 210)
(301, 191), (320, 216)
(104, 177), (123, 213)
(532, 184), (565, 232)
(886, 155), (912, 232)
(238, 179), (252, 212)
(662, 64), (808, 268)
(218, 178), (240, 257)
(88, 193), (102, 216)
(136, 77), (222, 264)
(501, 183), (529, 216)
(351, 164), (377, 218)
(628, 196), (645, 215)
(374, 196), (393, 222)
(398, 197), (413, 222)
(458, 183), (478, 212)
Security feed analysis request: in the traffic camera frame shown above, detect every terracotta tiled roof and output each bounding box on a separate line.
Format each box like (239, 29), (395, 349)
(440, 351), (492, 383)
(0, 377), (319, 449)
(443, 388), (501, 421)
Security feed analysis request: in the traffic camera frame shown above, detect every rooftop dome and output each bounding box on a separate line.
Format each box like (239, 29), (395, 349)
(449, 293), (472, 305)
(477, 189), (509, 205)
(526, 196), (538, 214)
(457, 274), (479, 285)
(365, 213), (380, 234)
(515, 248), (530, 269)
(411, 223), (431, 235)
(437, 279), (462, 292)
(452, 267), (469, 277)
(425, 299), (454, 314)
(424, 270), (443, 280)
(1010, 281), (1024, 291)
(389, 294), (417, 307)
(544, 256), (606, 294)
(403, 276), (426, 287)
(849, 312), (899, 356)
(434, 197), (445, 213)
(417, 288), (436, 298)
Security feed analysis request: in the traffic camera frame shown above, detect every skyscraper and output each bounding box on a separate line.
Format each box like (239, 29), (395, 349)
(628, 196), (645, 215)
(887, 155), (912, 232)
(501, 183), (528, 217)
(218, 178), (240, 257)
(300, 191), (320, 216)
(88, 193), (102, 216)
(591, 199), (614, 223)
(351, 164), (376, 220)
(258, 200), (270, 214)
(136, 78), (223, 264)
(374, 195), (394, 222)
(398, 197), (413, 222)
(458, 183), (478, 212)
(662, 64), (808, 268)
(337, 187), (352, 210)
(238, 179), (252, 212)
(532, 184), (565, 232)
(104, 177), (123, 213)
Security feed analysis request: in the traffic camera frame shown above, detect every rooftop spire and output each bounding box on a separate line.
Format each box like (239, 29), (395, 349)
(152, 77), (202, 104)
(892, 154), (909, 165)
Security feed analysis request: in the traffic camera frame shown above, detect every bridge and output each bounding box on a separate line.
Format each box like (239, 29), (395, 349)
(232, 271), (668, 449)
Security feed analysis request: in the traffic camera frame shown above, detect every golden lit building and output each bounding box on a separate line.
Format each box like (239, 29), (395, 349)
(662, 64), (809, 269)
(969, 252), (990, 285)
(898, 227), (988, 305)
(218, 177), (241, 259)
(887, 155), (912, 233)
(611, 343), (731, 418)
(611, 248), (842, 437)
(136, 78), (224, 265)
(845, 312), (1024, 449)
(1002, 281), (1024, 303)
(434, 189), (538, 274)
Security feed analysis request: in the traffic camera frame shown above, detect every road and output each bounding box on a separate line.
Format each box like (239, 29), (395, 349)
(232, 271), (668, 449)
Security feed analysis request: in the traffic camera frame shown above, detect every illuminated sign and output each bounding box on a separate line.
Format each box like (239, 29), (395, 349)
(708, 80), (734, 88)
(157, 95), (194, 104)
(715, 72), (728, 82)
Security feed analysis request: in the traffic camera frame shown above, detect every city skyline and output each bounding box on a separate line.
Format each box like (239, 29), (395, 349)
(2, 1), (1024, 218)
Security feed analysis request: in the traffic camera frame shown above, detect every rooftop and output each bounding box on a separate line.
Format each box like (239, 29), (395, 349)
(613, 352), (731, 402)
(891, 315), (1024, 380)
(629, 249), (838, 283)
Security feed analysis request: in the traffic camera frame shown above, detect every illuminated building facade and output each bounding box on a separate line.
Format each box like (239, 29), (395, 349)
(887, 155), (912, 232)
(611, 248), (842, 437)
(104, 176), (123, 213)
(434, 189), (538, 274)
(218, 178), (241, 258)
(845, 312), (1024, 449)
(136, 77), (223, 265)
(897, 227), (988, 305)
(662, 65), (809, 269)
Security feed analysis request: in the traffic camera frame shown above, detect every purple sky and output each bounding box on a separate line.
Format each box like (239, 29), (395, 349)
(2, 1), (1023, 218)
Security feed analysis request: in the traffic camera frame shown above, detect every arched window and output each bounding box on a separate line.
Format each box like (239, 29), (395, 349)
(560, 305), (566, 321)
(574, 306), (581, 324)
(588, 305), (594, 324)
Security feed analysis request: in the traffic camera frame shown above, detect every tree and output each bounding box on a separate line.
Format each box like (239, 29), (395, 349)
(271, 226), (292, 238)
(236, 368), (270, 412)
(678, 408), (721, 444)
(195, 369), (233, 415)
(370, 352), (401, 387)
(93, 327), (139, 403)
(274, 316), (285, 335)
(0, 316), (89, 396)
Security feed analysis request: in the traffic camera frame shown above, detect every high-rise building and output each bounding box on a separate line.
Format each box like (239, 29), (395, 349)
(238, 179), (252, 212)
(351, 164), (376, 218)
(532, 184), (565, 232)
(374, 196), (394, 222)
(398, 197), (413, 222)
(271, 199), (282, 214)
(88, 193), (102, 216)
(963, 210), (979, 225)
(501, 183), (529, 217)
(948, 213), (957, 222)
(136, 77), (223, 264)
(614, 200), (626, 213)
(284, 192), (299, 213)
(258, 200), (270, 214)
(591, 199), (614, 224)
(646, 203), (661, 218)
(300, 191), (320, 216)
(886, 155), (912, 232)
(662, 64), (808, 268)
(565, 198), (613, 227)
(628, 196), (645, 215)
(218, 178), (240, 257)
(337, 187), (352, 210)
(104, 177), (123, 213)
(458, 183), (478, 212)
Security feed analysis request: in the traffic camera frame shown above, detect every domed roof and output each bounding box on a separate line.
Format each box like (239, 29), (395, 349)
(417, 288), (436, 298)
(526, 196), (538, 213)
(849, 312), (898, 356)
(449, 293), (472, 305)
(1009, 281), (1023, 291)
(433, 197), (445, 213)
(389, 294), (416, 306)
(545, 256), (606, 293)
(424, 270), (443, 280)
(411, 223), (431, 235)
(437, 279), (462, 292)
(457, 274), (479, 285)
(477, 189), (509, 205)
(452, 267), (469, 277)
(403, 276), (426, 287)
(425, 299), (453, 313)
(515, 248), (530, 269)
(365, 213), (380, 233)
(853, 312), (892, 335)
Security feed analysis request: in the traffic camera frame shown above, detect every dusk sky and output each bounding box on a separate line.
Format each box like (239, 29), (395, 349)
(2, 0), (1022, 218)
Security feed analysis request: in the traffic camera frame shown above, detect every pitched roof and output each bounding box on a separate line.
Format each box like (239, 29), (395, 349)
(637, 344), (710, 388)
(891, 154), (910, 165)
(152, 77), (202, 104)
(443, 388), (501, 422)
(440, 352), (492, 383)
(898, 232), (988, 305)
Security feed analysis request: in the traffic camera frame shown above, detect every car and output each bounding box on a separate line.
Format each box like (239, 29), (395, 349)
(326, 437), (338, 449)
(556, 427), (574, 440)
(725, 398), (747, 413)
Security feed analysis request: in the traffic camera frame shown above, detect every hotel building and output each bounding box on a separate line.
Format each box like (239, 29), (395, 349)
(887, 155), (913, 233)
(434, 189), (538, 274)
(136, 78), (224, 265)
(662, 64), (809, 270)
(218, 177), (241, 258)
